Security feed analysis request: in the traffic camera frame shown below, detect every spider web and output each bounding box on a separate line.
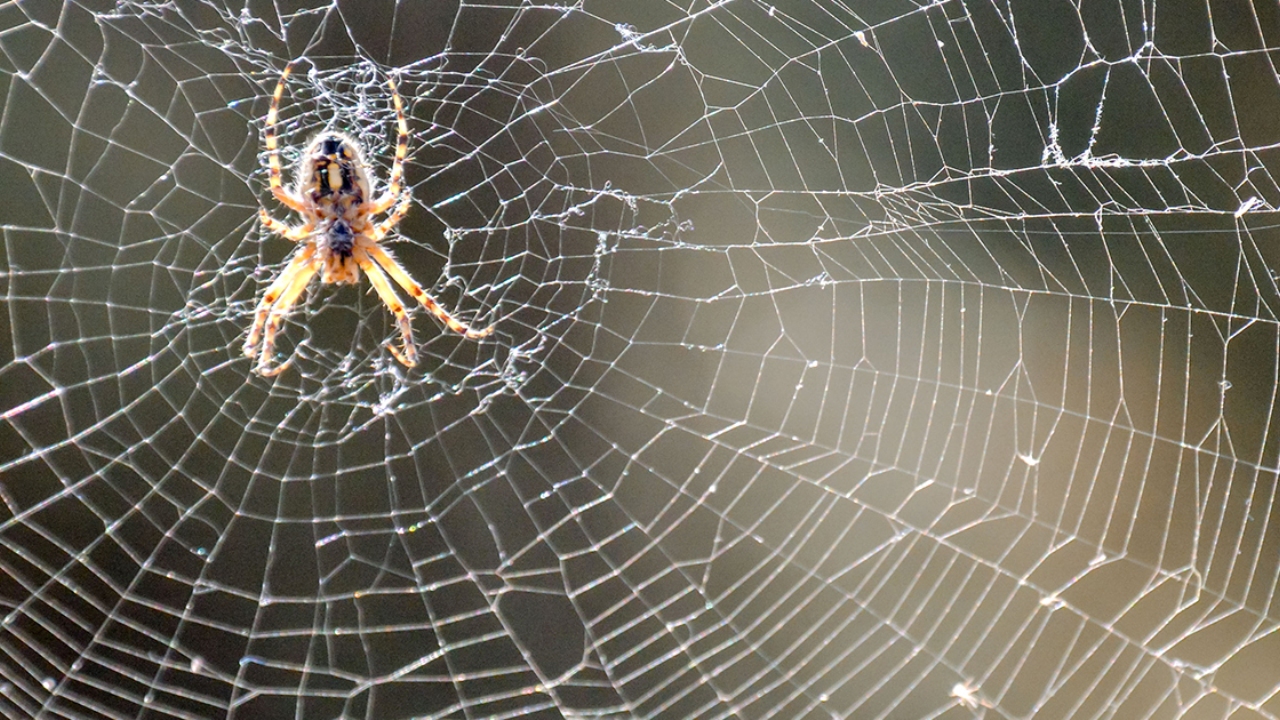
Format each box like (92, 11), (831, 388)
(1, 0), (1278, 718)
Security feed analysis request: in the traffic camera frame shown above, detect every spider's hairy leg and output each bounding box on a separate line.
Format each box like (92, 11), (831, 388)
(260, 213), (314, 242)
(245, 245), (314, 355)
(365, 243), (495, 340)
(369, 73), (409, 215)
(244, 245), (317, 370)
(355, 250), (418, 367)
(369, 192), (413, 242)
(256, 252), (321, 376)
(265, 62), (307, 214)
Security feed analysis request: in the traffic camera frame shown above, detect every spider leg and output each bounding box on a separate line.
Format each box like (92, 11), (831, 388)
(365, 242), (494, 340)
(355, 249), (418, 367)
(265, 62), (308, 214)
(245, 245), (315, 356)
(369, 73), (408, 216)
(260, 212), (314, 242)
(369, 192), (413, 242)
(256, 253), (321, 376)
(244, 245), (317, 370)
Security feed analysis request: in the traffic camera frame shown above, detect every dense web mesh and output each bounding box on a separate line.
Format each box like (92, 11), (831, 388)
(1, 1), (1278, 718)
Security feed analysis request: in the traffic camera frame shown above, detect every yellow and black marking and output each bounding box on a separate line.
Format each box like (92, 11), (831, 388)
(305, 133), (366, 208)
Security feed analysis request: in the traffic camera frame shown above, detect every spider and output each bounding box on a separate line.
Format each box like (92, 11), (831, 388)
(244, 63), (494, 376)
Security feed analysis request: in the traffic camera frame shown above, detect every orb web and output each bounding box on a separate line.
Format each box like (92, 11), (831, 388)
(1, 1), (1277, 719)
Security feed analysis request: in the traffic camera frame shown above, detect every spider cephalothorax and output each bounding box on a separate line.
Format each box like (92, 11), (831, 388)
(243, 64), (494, 376)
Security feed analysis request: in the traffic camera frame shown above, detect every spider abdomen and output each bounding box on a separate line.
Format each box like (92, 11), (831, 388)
(303, 132), (371, 208)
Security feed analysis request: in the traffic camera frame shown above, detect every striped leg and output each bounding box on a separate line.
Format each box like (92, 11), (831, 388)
(364, 243), (494, 340)
(245, 245), (318, 375)
(369, 73), (409, 216)
(255, 255), (321, 376)
(260, 212), (313, 242)
(265, 62), (307, 214)
(355, 250), (418, 367)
